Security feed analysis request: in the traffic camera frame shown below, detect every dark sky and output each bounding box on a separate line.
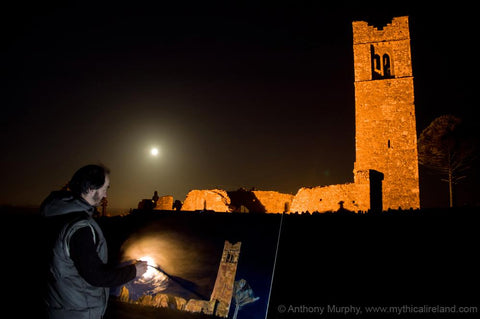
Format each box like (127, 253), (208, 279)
(1, 1), (477, 212)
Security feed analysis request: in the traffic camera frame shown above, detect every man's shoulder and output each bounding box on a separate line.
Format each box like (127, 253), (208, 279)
(57, 210), (90, 223)
(65, 211), (95, 229)
(44, 211), (90, 233)
(41, 190), (94, 218)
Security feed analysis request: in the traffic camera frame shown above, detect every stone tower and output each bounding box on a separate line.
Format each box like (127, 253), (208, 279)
(352, 16), (420, 210)
(210, 241), (241, 317)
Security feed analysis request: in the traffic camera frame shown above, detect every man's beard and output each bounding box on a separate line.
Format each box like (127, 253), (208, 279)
(92, 191), (102, 206)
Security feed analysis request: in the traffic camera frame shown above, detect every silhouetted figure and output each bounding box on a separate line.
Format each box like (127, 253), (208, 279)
(337, 201), (346, 212)
(152, 190), (159, 207)
(337, 201), (353, 214)
(173, 199), (183, 211)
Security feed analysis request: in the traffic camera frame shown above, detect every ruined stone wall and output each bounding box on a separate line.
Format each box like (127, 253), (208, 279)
(290, 183), (370, 213)
(119, 287), (189, 311)
(352, 16), (420, 210)
(181, 189), (231, 212)
(252, 190), (294, 213)
(184, 299), (215, 314)
(180, 188), (294, 213)
(154, 195), (173, 210)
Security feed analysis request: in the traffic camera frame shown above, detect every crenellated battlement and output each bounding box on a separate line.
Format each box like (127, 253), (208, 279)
(353, 16), (412, 82)
(352, 16), (410, 44)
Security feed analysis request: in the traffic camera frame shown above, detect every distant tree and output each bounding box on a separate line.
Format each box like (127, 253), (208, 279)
(232, 279), (259, 319)
(418, 115), (477, 207)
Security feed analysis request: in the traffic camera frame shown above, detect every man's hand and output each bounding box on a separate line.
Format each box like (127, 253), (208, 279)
(134, 260), (148, 277)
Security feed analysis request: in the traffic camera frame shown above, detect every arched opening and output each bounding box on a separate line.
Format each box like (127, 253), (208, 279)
(371, 45), (382, 79)
(383, 54), (392, 78)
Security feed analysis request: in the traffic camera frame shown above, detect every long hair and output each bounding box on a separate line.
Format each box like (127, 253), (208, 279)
(68, 164), (110, 196)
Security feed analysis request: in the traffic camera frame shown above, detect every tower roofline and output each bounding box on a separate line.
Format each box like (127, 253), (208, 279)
(353, 16), (410, 44)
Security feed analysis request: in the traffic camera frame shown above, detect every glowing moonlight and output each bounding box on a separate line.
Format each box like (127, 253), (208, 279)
(150, 147), (159, 156)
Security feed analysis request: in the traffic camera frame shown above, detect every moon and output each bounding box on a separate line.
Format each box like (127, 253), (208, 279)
(150, 147), (159, 156)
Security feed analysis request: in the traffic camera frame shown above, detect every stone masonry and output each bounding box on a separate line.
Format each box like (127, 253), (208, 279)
(352, 16), (420, 210)
(154, 195), (174, 210)
(181, 189), (231, 212)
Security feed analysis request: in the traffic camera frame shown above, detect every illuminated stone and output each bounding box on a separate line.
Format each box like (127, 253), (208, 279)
(352, 16), (420, 210)
(252, 190), (294, 213)
(119, 286), (129, 303)
(181, 189), (231, 212)
(184, 299), (214, 314)
(154, 195), (174, 210)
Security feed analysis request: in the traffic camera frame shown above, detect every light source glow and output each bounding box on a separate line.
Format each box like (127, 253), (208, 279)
(150, 147), (159, 156)
(139, 255), (158, 279)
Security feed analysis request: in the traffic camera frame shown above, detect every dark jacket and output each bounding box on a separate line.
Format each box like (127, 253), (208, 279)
(41, 191), (135, 319)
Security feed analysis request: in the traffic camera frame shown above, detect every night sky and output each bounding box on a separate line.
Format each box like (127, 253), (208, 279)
(2, 2), (477, 213)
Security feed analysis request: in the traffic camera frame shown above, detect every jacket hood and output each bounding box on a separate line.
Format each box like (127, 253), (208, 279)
(40, 191), (94, 217)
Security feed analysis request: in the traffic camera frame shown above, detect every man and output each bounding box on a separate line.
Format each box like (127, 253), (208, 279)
(41, 164), (148, 319)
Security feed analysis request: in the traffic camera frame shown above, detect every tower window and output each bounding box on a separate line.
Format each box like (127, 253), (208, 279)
(388, 139), (391, 148)
(371, 45), (382, 79)
(370, 46), (394, 79)
(383, 54), (392, 78)
(374, 55), (381, 71)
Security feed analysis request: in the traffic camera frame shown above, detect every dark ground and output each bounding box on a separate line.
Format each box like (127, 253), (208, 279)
(3, 206), (480, 318)
(268, 208), (480, 318)
(104, 298), (221, 319)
